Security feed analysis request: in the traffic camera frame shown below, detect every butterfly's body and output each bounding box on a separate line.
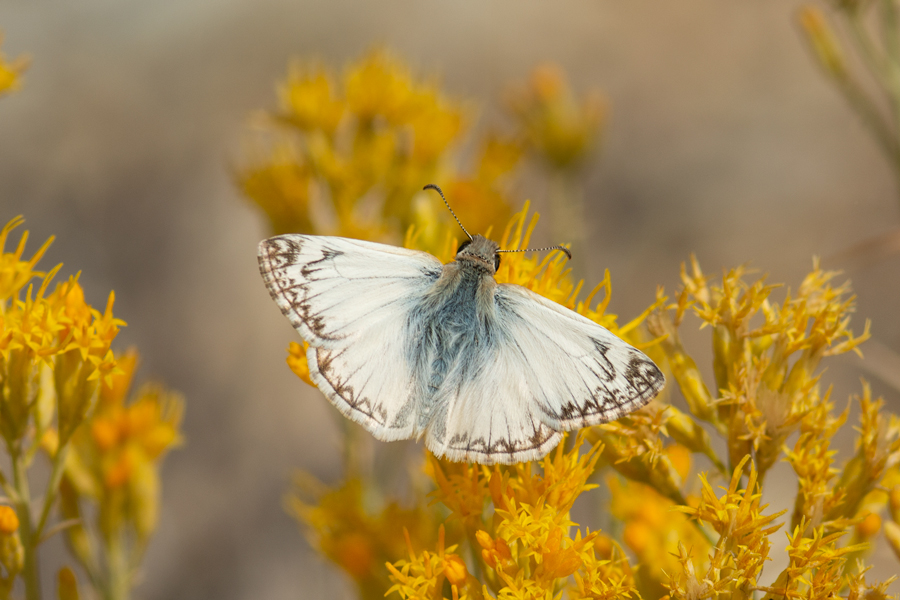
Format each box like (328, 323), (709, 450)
(259, 231), (664, 464)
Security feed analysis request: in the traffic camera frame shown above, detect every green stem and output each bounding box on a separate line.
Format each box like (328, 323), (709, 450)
(34, 444), (69, 543)
(845, 12), (900, 195)
(104, 532), (130, 600)
(11, 448), (39, 600)
(0, 470), (20, 505)
(880, 0), (900, 135)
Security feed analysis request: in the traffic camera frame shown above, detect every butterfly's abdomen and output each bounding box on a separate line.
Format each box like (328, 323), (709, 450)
(406, 266), (497, 430)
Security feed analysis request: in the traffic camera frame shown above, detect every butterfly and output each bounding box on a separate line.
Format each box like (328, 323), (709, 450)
(258, 184), (665, 464)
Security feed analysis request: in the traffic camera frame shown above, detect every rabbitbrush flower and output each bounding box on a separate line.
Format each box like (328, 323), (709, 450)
(0, 217), (183, 600)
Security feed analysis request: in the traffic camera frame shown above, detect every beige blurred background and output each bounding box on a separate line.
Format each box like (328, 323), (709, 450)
(1, 0), (899, 597)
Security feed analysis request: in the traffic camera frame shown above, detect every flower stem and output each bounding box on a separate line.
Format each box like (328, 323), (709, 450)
(11, 448), (40, 600)
(104, 532), (130, 600)
(34, 443), (69, 544)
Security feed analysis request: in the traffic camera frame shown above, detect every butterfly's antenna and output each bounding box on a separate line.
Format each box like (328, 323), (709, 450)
(498, 245), (573, 261)
(424, 184), (472, 241)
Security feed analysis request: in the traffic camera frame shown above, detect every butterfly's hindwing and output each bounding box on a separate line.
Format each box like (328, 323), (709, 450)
(422, 280), (664, 464)
(496, 284), (665, 429)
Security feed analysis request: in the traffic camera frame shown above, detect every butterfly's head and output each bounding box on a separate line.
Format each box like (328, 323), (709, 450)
(455, 235), (501, 274)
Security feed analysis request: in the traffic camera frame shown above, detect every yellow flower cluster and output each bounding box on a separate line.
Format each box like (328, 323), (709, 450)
(638, 258), (897, 600)
(56, 350), (183, 599)
(0, 217), (183, 600)
(239, 49), (522, 245)
(507, 63), (606, 171)
(649, 257), (871, 481)
(387, 433), (637, 600)
(0, 34), (27, 97)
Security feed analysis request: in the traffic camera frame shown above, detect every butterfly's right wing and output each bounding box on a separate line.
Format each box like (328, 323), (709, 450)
(425, 283), (664, 464)
(258, 235), (443, 440)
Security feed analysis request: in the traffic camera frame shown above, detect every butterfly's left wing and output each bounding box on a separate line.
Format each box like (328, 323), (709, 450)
(425, 283), (664, 464)
(259, 234), (443, 440)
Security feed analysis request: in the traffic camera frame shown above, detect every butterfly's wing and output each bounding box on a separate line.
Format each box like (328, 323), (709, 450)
(258, 235), (443, 440)
(425, 283), (664, 464)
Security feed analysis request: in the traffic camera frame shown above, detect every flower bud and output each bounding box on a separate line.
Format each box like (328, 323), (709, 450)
(0, 507), (23, 576)
(443, 554), (468, 586)
(57, 567), (80, 600)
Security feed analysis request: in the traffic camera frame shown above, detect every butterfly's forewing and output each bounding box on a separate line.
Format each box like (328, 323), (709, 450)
(258, 235), (443, 440)
(424, 283), (664, 464)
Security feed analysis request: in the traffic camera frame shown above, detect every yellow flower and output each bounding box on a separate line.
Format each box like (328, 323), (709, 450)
(279, 63), (344, 134)
(0, 34), (27, 97)
(286, 341), (315, 386)
(239, 143), (315, 235)
(507, 63), (606, 170)
(345, 49), (417, 125)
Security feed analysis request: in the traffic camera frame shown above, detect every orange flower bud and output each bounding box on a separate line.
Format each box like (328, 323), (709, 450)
(494, 537), (512, 561)
(481, 548), (497, 569)
(475, 529), (494, 550)
(542, 546), (582, 579)
(489, 470), (507, 511)
(856, 511), (882, 538)
(0, 506), (19, 534)
(443, 554), (468, 586)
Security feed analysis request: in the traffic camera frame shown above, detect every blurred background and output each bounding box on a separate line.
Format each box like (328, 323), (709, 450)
(1, 0), (899, 597)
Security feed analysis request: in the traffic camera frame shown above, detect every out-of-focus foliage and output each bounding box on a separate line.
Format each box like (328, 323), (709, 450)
(798, 0), (900, 205)
(238, 48), (524, 250)
(0, 214), (184, 600)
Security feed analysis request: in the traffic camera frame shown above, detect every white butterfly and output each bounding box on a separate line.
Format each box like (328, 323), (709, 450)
(258, 185), (664, 464)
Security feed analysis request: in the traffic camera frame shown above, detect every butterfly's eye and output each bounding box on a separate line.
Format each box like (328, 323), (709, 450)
(457, 240), (472, 254)
(493, 253), (501, 271)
